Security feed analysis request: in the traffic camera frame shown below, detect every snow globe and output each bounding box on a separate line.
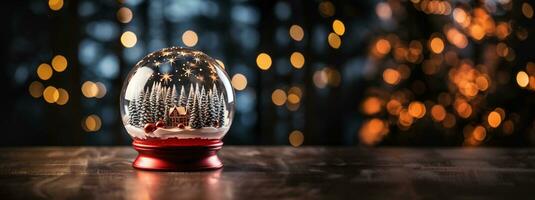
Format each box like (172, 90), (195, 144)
(120, 47), (235, 171)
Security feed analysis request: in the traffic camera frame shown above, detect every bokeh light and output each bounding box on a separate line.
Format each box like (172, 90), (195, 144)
(289, 25), (304, 41)
(289, 130), (304, 147)
(256, 53), (272, 70)
(290, 52), (305, 69)
(37, 63), (53, 81)
(120, 31), (137, 48)
(231, 74), (247, 91)
(332, 19), (345, 36)
(182, 30), (198, 47)
(51, 55), (68, 72)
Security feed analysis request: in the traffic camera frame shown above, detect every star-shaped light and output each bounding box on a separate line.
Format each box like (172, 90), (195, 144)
(183, 67), (193, 77)
(160, 73), (173, 84)
(193, 57), (201, 63)
(168, 58), (175, 65)
(154, 61), (161, 67)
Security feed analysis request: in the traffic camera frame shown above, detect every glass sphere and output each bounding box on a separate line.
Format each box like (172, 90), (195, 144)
(120, 47), (235, 141)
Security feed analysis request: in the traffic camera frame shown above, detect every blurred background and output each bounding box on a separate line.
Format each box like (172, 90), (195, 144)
(2, 0), (535, 147)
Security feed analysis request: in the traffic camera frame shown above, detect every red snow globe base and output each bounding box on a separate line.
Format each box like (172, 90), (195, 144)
(132, 138), (223, 171)
(119, 47), (235, 171)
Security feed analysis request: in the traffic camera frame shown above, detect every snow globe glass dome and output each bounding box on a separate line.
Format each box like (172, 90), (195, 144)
(120, 47), (234, 171)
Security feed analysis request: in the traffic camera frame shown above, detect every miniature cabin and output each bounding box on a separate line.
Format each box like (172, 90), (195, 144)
(169, 106), (188, 127)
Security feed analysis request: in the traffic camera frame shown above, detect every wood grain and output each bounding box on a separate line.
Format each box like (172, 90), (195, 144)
(0, 147), (534, 199)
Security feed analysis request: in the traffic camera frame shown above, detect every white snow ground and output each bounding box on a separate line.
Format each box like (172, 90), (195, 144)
(125, 125), (228, 140)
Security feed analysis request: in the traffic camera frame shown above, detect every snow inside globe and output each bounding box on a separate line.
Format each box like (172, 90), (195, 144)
(120, 47), (235, 142)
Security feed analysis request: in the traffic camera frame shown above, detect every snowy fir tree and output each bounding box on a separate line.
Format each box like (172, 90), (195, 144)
(178, 86), (186, 107)
(141, 88), (152, 125)
(149, 82), (158, 122)
(163, 86), (173, 123)
(156, 86), (166, 122)
(170, 85), (178, 107)
(200, 86), (211, 127)
(189, 91), (202, 129)
(218, 92), (226, 127)
(209, 85), (220, 127)
(186, 84), (196, 113)
(128, 98), (139, 126)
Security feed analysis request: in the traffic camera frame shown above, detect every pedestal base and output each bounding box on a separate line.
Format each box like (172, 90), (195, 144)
(132, 139), (223, 171)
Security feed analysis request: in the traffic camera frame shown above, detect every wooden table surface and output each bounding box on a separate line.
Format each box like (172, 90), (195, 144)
(0, 147), (535, 199)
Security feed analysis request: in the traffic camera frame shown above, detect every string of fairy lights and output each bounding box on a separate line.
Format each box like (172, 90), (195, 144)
(29, 0), (535, 146)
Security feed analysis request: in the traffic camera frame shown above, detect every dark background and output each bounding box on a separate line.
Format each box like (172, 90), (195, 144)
(2, 0), (535, 147)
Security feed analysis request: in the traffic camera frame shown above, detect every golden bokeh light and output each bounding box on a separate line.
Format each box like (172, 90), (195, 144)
(408, 101), (426, 118)
(120, 31), (137, 48)
(446, 27), (468, 49)
(81, 81), (99, 98)
(516, 71), (529, 87)
(431, 105), (446, 122)
(455, 100), (472, 118)
(487, 111), (502, 128)
(231, 74), (247, 91)
(48, 0), (63, 11)
(429, 37), (444, 54)
(117, 7), (133, 23)
(256, 53), (272, 70)
(375, 39), (391, 55)
(289, 130), (304, 147)
(83, 115), (102, 132)
(289, 25), (304, 41)
(290, 52), (305, 69)
(399, 109), (414, 127)
(383, 68), (401, 85)
(328, 33), (341, 49)
(43, 86), (59, 103)
(472, 126), (486, 142)
(522, 3), (534, 19)
(56, 88), (69, 105)
(359, 118), (388, 145)
(452, 8), (469, 27)
(182, 30), (198, 47)
(37, 63), (53, 81)
(29, 81), (44, 98)
(51, 55), (68, 72)
(362, 97), (382, 115)
(287, 93), (300, 104)
(332, 19), (345, 36)
(271, 89), (287, 106)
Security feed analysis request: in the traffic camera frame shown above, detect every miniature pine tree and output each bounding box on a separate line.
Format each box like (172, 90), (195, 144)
(189, 93), (201, 129)
(218, 92), (226, 127)
(209, 84), (220, 126)
(164, 86), (173, 124)
(178, 86), (186, 107)
(157, 86), (166, 122)
(128, 98), (138, 126)
(149, 83), (158, 123)
(171, 85), (178, 106)
(142, 88), (152, 125)
(134, 91), (144, 127)
(200, 86), (211, 127)
(186, 84), (195, 113)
